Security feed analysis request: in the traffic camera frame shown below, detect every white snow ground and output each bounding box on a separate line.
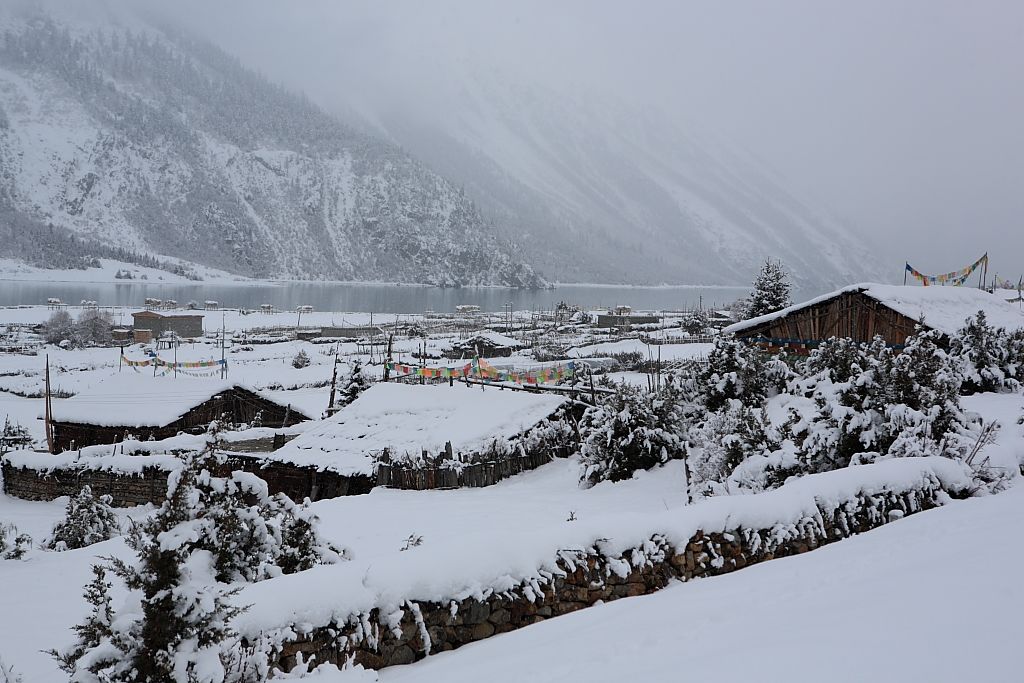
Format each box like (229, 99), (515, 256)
(370, 484), (1024, 683)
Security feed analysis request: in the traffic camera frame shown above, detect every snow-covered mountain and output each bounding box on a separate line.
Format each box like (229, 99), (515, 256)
(349, 74), (882, 288)
(0, 19), (543, 287)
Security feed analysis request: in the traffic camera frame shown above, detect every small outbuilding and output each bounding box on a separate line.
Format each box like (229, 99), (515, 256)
(46, 375), (313, 453)
(444, 332), (524, 359)
(724, 283), (1024, 352)
(132, 310), (204, 343)
(270, 382), (567, 488)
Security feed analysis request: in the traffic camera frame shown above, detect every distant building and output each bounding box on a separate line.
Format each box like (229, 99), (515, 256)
(444, 332), (524, 359)
(724, 283), (1024, 353)
(595, 306), (661, 329)
(131, 310), (204, 343)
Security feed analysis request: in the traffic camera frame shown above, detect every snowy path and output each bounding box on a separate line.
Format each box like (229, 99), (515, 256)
(380, 485), (1024, 683)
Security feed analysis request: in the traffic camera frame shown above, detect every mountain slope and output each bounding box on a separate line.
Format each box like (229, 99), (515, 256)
(354, 76), (882, 288)
(0, 20), (543, 287)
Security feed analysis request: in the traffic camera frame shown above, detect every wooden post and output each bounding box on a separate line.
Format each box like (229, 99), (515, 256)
(221, 313), (227, 379)
(326, 349), (340, 416)
(44, 354), (54, 454)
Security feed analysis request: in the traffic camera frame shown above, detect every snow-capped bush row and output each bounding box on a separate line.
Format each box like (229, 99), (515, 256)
(581, 311), (1024, 495)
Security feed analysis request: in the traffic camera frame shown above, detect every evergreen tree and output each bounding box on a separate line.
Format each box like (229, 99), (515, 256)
(44, 485), (121, 551)
(336, 360), (371, 408)
(0, 523), (31, 561)
(950, 311), (1008, 394)
(688, 401), (776, 494)
(699, 336), (773, 412)
(52, 434), (342, 681)
(579, 383), (685, 487)
(291, 349), (311, 369)
(47, 566), (116, 676)
(746, 259), (792, 319)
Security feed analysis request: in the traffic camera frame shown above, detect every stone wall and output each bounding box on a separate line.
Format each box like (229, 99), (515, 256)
(1, 461), (171, 507)
(265, 480), (966, 672)
(1, 455), (373, 506)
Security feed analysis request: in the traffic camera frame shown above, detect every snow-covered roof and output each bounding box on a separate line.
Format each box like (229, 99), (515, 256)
(724, 283), (1024, 337)
(453, 332), (523, 348)
(270, 382), (566, 475)
(131, 310), (204, 318)
(47, 374), (305, 427)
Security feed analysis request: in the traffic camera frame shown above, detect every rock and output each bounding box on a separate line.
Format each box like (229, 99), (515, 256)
(470, 622), (495, 639)
(385, 645), (416, 666)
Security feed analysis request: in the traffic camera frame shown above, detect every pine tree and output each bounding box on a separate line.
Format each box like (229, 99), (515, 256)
(336, 360), (371, 408)
(44, 485), (121, 551)
(291, 349), (311, 369)
(746, 259), (792, 319)
(0, 523), (31, 561)
(47, 566), (116, 675)
(950, 311), (1008, 394)
(579, 384), (685, 487)
(700, 336), (772, 412)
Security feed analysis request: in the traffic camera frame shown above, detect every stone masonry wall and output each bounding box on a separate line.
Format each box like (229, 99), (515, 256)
(1, 461), (171, 507)
(267, 481), (965, 672)
(1, 456), (373, 506)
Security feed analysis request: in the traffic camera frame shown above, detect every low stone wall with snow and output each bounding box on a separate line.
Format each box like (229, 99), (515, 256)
(1, 452), (178, 506)
(246, 459), (973, 672)
(1, 451), (373, 506)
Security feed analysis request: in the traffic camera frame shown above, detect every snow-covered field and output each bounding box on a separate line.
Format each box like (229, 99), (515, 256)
(377, 484), (1024, 683)
(1, 452), (1019, 681)
(0, 257), (248, 285)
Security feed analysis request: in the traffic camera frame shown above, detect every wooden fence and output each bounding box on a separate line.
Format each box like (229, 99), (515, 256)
(376, 449), (561, 490)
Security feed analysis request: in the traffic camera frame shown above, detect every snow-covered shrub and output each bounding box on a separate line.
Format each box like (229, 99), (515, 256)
(793, 330), (971, 474)
(680, 309), (710, 335)
(336, 359), (371, 408)
(291, 349), (311, 369)
(43, 485), (121, 551)
(517, 413), (579, 459)
(0, 523), (31, 560)
(699, 335), (785, 412)
(950, 311), (1014, 394)
(0, 417), (32, 454)
(579, 383), (686, 487)
(688, 401), (778, 495)
(51, 438), (342, 681)
(745, 258), (792, 319)
(42, 309), (75, 345)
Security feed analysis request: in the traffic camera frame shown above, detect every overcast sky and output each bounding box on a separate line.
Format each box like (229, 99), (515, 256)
(147, 0), (1023, 278)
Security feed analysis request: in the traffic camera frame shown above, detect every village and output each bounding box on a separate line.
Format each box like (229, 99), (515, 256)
(1, 260), (1023, 681)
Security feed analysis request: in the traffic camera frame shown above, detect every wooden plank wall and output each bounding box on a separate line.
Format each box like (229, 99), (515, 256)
(737, 291), (919, 346)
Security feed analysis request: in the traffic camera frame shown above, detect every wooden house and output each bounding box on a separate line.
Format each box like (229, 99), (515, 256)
(132, 310), (204, 342)
(724, 283), (1024, 353)
(47, 375), (313, 453)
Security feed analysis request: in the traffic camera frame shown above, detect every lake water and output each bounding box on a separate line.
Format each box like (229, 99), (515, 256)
(0, 280), (753, 313)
